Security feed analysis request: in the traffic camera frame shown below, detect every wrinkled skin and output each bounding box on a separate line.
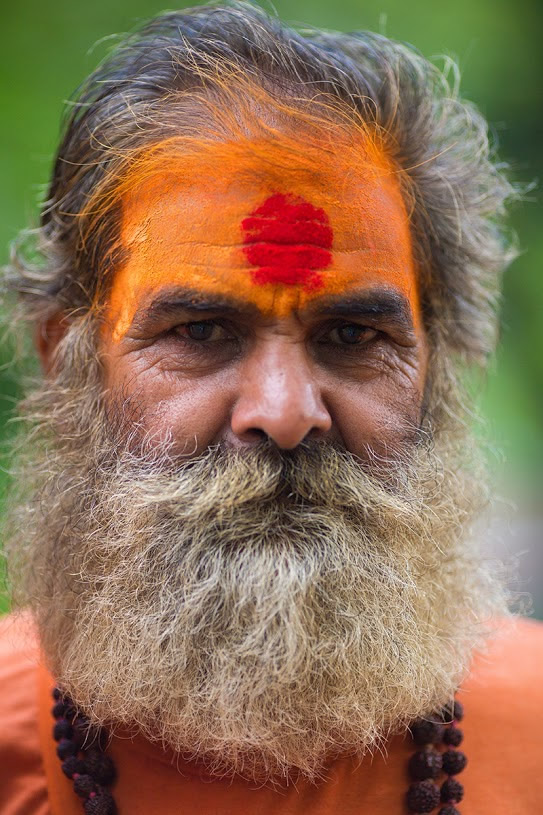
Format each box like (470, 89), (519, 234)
(94, 146), (427, 458)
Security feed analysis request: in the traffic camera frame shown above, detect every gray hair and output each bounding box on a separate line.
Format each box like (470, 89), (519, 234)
(7, 1), (517, 369)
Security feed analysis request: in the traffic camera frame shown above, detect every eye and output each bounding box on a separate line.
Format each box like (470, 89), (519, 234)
(327, 323), (378, 345)
(174, 320), (229, 341)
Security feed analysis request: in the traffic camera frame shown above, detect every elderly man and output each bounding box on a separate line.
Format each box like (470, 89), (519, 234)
(1, 3), (541, 814)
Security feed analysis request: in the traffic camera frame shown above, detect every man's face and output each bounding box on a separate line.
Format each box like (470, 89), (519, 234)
(102, 140), (427, 458)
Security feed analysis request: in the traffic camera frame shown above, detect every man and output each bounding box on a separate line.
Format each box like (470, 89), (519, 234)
(1, 3), (541, 814)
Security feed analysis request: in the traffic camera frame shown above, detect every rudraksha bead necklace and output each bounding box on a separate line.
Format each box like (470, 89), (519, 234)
(51, 687), (116, 815)
(52, 687), (467, 814)
(407, 699), (467, 814)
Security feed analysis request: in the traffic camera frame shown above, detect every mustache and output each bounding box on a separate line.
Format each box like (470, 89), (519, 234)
(102, 436), (425, 521)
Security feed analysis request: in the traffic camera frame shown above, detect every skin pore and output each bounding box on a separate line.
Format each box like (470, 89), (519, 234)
(102, 137), (428, 459)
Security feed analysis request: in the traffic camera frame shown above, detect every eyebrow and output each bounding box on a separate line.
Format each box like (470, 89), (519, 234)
(130, 288), (260, 331)
(312, 290), (415, 332)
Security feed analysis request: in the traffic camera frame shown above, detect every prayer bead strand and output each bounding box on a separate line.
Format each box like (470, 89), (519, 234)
(52, 686), (467, 814)
(407, 700), (467, 814)
(52, 687), (116, 815)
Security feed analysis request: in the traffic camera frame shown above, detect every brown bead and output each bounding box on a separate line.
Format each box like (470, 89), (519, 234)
(443, 725), (463, 747)
(53, 719), (74, 741)
(56, 738), (78, 760)
(85, 751), (116, 785)
(408, 748), (443, 780)
(73, 774), (96, 799)
(61, 756), (87, 779)
(441, 777), (464, 803)
(442, 749), (467, 775)
(410, 719), (445, 746)
(406, 780), (441, 812)
(52, 701), (68, 719)
(452, 701), (464, 721)
(439, 699), (464, 724)
(83, 792), (116, 815)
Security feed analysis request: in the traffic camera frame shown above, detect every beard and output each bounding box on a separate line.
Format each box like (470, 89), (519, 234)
(5, 324), (510, 784)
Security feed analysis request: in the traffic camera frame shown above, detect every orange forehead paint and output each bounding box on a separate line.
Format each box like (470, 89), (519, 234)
(105, 136), (420, 341)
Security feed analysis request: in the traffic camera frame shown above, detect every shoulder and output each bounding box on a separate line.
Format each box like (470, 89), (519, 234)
(0, 612), (50, 814)
(463, 614), (543, 697)
(0, 609), (40, 673)
(458, 616), (543, 813)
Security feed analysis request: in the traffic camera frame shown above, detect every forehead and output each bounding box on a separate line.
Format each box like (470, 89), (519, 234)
(106, 138), (419, 339)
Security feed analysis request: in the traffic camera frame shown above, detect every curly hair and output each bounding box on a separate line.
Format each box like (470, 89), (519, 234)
(6, 1), (516, 372)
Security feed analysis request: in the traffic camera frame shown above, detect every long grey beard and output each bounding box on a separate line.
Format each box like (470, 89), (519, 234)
(5, 377), (510, 784)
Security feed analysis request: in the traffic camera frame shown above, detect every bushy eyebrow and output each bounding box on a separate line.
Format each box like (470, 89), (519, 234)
(311, 290), (415, 332)
(131, 287), (260, 331)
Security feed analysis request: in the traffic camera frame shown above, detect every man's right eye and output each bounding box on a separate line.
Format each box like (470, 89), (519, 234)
(174, 321), (227, 341)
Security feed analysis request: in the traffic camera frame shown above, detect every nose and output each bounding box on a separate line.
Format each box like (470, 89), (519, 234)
(230, 338), (332, 449)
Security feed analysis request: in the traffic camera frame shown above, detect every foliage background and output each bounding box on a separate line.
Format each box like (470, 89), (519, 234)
(1, 0), (541, 616)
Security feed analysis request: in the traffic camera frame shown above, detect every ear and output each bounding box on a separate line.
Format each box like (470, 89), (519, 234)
(35, 313), (69, 374)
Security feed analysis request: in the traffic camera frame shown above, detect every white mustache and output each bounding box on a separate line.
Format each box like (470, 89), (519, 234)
(104, 438), (421, 523)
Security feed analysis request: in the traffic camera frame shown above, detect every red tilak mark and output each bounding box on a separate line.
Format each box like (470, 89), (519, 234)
(241, 193), (333, 289)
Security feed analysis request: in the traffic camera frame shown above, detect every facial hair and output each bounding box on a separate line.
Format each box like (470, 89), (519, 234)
(5, 327), (510, 785)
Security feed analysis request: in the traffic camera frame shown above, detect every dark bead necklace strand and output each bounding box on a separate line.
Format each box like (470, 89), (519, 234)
(407, 700), (467, 814)
(51, 687), (117, 815)
(52, 687), (467, 814)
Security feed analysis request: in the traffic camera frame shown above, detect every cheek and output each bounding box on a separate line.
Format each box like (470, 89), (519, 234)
(106, 353), (240, 454)
(327, 376), (425, 459)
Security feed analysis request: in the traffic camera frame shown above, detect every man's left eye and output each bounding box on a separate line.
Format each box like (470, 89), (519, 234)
(327, 324), (378, 345)
(175, 321), (229, 341)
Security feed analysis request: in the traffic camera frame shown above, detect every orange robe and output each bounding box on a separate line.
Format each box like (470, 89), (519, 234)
(1, 611), (542, 815)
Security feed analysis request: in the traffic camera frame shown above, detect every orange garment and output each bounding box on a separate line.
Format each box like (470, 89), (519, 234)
(1, 611), (542, 815)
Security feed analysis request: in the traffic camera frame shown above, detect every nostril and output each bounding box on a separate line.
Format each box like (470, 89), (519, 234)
(245, 428), (269, 442)
(230, 425), (270, 447)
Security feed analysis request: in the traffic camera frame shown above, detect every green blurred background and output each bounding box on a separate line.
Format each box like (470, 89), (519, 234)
(1, 0), (541, 616)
